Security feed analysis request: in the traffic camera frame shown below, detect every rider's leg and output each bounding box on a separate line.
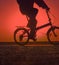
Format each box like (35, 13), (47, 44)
(27, 18), (37, 36)
(27, 8), (38, 39)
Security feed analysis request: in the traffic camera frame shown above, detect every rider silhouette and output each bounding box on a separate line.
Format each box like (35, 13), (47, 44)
(17, 0), (50, 40)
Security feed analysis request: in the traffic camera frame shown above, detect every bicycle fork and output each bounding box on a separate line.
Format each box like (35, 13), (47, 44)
(46, 10), (57, 37)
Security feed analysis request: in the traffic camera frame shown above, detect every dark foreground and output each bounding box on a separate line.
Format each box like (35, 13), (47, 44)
(0, 42), (59, 65)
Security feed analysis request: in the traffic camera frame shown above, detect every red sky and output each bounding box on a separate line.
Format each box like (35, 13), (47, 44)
(0, 0), (59, 42)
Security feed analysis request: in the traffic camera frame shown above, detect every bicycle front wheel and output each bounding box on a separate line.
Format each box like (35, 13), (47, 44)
(14, 28), (29, 45)
(47, 26), (59, 44)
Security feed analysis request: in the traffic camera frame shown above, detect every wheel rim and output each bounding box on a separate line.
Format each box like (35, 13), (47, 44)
(14, 28), (29, 45)
(47, 27), (59, 44)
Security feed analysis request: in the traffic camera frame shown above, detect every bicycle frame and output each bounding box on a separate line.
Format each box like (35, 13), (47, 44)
(36, 22), (51, 31)
(36, 10), (53, 31)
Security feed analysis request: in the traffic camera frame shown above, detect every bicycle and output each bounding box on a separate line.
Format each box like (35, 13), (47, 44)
(14, 10), (59, 45)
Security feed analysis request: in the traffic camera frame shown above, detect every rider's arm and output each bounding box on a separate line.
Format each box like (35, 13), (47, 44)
(35, 0), (50, 10)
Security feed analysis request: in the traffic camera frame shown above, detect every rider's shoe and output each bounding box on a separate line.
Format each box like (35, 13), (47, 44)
(29, 34), (37, 41)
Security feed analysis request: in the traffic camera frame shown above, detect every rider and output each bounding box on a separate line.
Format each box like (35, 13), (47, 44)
(17, 0), (50, 40)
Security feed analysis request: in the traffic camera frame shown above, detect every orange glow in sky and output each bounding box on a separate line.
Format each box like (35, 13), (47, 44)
(0, 0), (59, 42)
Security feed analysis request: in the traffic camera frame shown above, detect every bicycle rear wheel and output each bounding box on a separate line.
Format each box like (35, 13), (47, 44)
(14, 28), (29, 45)
(47, 26), (59, 44)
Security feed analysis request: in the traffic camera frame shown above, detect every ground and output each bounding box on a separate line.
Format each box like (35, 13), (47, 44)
(0, 42), (59, 65)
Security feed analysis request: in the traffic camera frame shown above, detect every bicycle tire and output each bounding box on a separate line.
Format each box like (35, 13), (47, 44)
(47, 26), (59, 44)
(14, 28), (29, 45)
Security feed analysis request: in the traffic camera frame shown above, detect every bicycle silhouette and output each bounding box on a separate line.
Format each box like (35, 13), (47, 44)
(14, 10), (59, 45)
